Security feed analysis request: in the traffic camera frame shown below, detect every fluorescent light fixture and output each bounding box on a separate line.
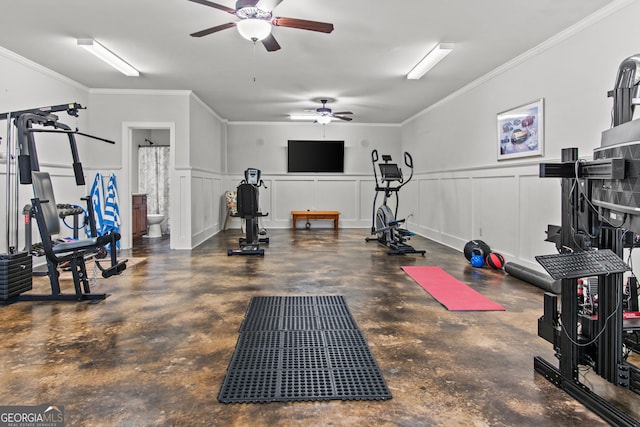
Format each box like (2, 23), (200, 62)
(236, 19), (272, 41)
(77, 39), (139, 77)
(317, 115), (332, 125)
(289, 114), (317, 121)
(406, 43), (454, 80)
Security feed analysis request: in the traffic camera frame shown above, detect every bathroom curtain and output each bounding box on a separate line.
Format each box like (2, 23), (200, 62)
(138, 146), (170, 233)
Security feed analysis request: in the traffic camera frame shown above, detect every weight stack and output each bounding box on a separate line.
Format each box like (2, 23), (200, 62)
(0, 252), (33, 300)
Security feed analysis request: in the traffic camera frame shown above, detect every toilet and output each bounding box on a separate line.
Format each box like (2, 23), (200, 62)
(146, 214), (164, 238)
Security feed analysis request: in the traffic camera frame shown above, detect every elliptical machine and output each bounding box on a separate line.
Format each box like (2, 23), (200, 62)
(228, 168), (269, 256)
(365, 150), (425, 256)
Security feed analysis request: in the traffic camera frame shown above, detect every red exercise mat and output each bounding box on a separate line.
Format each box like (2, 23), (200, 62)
(402, 266), (505, 311)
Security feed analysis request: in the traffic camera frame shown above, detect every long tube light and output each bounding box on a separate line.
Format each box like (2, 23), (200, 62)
(406, 43), (454, 80)
(77, 39), (140, 77)
(289, 115), (317, 121)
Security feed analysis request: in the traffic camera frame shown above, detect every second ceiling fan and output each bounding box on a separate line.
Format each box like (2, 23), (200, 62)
(306, 99), (353, 124)
(187, 0), (334, 52)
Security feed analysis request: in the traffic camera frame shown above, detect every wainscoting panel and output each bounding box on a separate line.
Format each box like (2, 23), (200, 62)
(316, 179), (358, 221)
(409, 162), (563, 268)
(191, 171), (223, 249)
(472, 175), (517, 257)
(418, 178), (441, 238)
(274, 180), (316, 222)
(359, 179), (376, 223)
(439, 177), (473, 249)
(519, 174), (561, 268)
(192, 176), (205, 236)
(176, 173), (190, 249)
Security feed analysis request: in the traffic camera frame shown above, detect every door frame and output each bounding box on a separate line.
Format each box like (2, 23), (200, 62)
(121, 122), (176, 249)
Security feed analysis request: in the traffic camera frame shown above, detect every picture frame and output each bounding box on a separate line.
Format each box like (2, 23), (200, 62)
(497, 98), (544, 160)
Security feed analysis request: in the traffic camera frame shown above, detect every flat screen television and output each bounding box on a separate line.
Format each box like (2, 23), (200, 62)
(287, 140), (344, 173)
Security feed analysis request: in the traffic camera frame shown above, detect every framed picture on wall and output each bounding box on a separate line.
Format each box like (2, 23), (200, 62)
(497, 98), (544, 160)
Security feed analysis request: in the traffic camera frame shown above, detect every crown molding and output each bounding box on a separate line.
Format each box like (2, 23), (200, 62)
(88, 88), (191, 96)
(189, 92), (226, 123)
(0, 46), (88, 91)
(402, 0), (635, 126)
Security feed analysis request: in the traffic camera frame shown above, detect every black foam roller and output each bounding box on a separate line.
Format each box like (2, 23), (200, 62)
(505, 262), (561, 294)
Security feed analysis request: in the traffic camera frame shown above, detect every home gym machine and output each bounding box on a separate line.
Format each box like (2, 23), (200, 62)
(365, 149), (425, 256)
(0, 102), (127, 302)
(535, 55), (640, 426)
(228, 168), (269, 256)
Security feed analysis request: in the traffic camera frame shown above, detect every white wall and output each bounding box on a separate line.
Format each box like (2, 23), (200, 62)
(188, 95), (226, 248)
(401, 0), (640, 270)
(86, 90), (189, 249)
(224, 122), (402, 229)
(86, 91), (226, 250)
(227, 122), (401, 175)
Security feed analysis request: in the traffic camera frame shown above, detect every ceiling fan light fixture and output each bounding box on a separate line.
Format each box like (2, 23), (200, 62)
(77, 38), (139, 77)
(407, 42), (454, 80)
(317, 115), (332, 125)
(236, 18), (272, 41)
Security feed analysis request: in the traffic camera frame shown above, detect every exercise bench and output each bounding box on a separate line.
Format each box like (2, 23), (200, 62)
(291, 211), (340, 230)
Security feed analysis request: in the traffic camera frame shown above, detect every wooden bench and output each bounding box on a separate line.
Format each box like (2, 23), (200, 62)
(291, 211), (340, 230)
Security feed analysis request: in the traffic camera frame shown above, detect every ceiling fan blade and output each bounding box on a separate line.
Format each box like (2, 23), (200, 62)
(261, 33), (281, 52)
(186, 0), (236, 14)
(190, 22), (236, 37)
(332, 111), (353, 115)
(256, 0), (284, 11)
(332, 115), (353, 121)
(272, 17), (334, 33)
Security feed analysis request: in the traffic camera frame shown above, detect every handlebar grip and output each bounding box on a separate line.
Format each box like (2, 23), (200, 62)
(404, 152), (413, 168)
(371, 149), (378, 162)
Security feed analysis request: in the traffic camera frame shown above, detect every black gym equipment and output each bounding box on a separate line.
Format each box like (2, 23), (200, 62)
(0, 103), (127, 302)
(533, 56), (640, 426)
(365, 150), (425, 256)
(228, 168), (269, 256)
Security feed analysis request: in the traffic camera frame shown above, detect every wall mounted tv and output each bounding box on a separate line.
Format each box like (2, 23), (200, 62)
(287, 140), (345, 173)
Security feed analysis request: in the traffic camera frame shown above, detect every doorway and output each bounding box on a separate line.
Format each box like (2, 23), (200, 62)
(135, 129), (170, 238)
(122, 122), (175, 250)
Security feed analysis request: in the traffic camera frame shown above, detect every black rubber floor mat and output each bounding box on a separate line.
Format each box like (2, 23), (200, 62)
(218, 295), (392, 403)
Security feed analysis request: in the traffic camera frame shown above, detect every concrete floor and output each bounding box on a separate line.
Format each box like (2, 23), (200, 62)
(1, 228), (639, 426)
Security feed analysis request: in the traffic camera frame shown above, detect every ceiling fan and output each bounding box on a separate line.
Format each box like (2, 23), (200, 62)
(305, 99), (353, 124)
(187, 0), (334, 52)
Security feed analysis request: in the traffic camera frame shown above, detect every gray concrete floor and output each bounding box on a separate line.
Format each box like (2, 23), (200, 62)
(1, 228), (639, 426)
